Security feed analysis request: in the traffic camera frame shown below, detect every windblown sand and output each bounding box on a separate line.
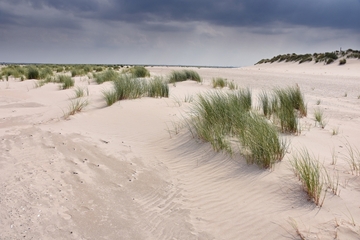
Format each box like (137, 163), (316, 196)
(1, 61), (360, 239)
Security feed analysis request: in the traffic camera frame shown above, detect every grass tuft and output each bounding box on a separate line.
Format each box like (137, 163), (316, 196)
(57, 75), (74, 89)
(291, 149), (325, 206)
(272, 85), (307, 133)
(168, 69), (202, 83)
(113, 74), (146, 100)
(188, 91), (286, 168)
(95, 70), (119, 84)
(314, 108), (327, 128)
(74, 86), (89, 98)
(26, 66), (40, 79)
(147, 77), (169, 98)
(63, 98), (89, 119)
(212, 77), (227, 88)
(258, 90), (273, 118)
(102, 90), (118, 106)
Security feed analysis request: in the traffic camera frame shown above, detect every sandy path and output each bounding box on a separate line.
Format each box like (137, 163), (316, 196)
(1, 62), (360, 239)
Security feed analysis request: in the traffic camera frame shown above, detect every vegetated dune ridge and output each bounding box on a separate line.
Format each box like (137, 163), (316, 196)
(0, 60), (360, 239)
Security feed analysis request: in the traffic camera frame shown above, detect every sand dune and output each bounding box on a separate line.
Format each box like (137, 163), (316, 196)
(1, 62), (360, 239)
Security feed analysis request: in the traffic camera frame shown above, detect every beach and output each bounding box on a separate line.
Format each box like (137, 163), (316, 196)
(1, 61), (360, 239)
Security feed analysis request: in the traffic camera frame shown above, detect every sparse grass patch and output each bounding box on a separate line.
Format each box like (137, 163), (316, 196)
(212, 77), (227, 88)
(228, 80), (238, 90)
(74, 86), (89, 98)
(168, 69), (202, 83)
(343, 141), (360, 175)
(102, 89), (118, 106)
(332, 126), (339, 136)
(314, 108), (327, 128)
(57, 75), (74, 89)
(94, 70), (119, 84)
(339, 59), (346, 65)
(316, 99), (321, 105)
(130, 66), (150, 78)
(39, 67), (53, 79)
(147, 77), (169, 98)
(291, 149), (325, 206)
(113, 74), (147, 100)
(26, 66), (40, 79)
(288, 218), (306, 240)
(33, 80), (46, 88)
(258, 90), (273, 118)
(324, 169), (340, 196)
(63, 98), (89, 119)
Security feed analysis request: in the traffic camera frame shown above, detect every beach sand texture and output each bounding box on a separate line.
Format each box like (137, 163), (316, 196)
(1, 61), (360, 239)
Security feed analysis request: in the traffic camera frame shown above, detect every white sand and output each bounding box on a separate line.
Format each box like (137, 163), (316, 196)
(1, 61), (360, 239)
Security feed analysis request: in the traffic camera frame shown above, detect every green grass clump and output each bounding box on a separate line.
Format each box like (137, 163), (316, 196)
(102, 90), (118, 106)
(94, 66), (104, 72)
(258, 91), (273, 118)
(272, 85), (307, 133)
(239, 113), (287, 168)
(113, 74), (146, 100)
(189, 91), (285, 168)
(95, 70), (119, 84)
(212, 77), (227, 88)
(168, 69), (202, 83)
(339, 59), (346, 65)
(1, 65), (26, 79)
(26, 66), (40, 79)
(147, 77), (169, 98)
(73, 86), (89, 98)
(57, 75), (74, 89)
(56, 66), (64, 72)
(130, 66), (150, 78)
(39, 67), (53, 79)
(291, 149), (325, 206)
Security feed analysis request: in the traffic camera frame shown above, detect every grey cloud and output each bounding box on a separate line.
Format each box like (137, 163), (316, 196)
(1, 0), (359, 32)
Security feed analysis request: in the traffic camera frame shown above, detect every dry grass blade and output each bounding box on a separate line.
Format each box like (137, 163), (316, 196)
(63, 98), (89, 119)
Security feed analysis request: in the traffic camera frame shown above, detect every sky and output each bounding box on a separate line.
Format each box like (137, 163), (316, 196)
(1, 0), (360, 66)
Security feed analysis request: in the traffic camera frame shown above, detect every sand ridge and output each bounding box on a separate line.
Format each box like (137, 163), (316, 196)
(1, 62), (360, 239)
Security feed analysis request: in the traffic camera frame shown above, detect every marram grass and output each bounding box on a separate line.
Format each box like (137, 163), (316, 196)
(168, 69), (202, 83)
(188, 91), (286, 168)
(291, 149), (325, 206)
(103, 75), (169, 106)
(147, 77), (169, 98)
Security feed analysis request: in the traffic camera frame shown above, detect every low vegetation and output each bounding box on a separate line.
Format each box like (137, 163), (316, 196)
(147, 77), (169, 98)
(314, 108), (327, 128)
(94, 70), (119, 84)
(291, 149), (325, 206)
(74, 86), (89, 98)
(121, 66), (150, 78)
(63, 98), (89, 119)
(168, 69), (202, 83)
(212, 77), (227, 88)
(57, 75), (74, 89)
(102, 75), (169, 106)
(256, 49), (359, 65)
(188, 90), (286, 168)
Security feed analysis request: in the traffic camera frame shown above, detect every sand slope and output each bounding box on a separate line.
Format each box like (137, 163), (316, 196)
(1, 62), (360, 239)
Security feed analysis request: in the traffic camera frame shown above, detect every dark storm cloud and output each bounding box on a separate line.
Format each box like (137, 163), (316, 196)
(1, 0), (359, 32)
(103, 0), (360, 31)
